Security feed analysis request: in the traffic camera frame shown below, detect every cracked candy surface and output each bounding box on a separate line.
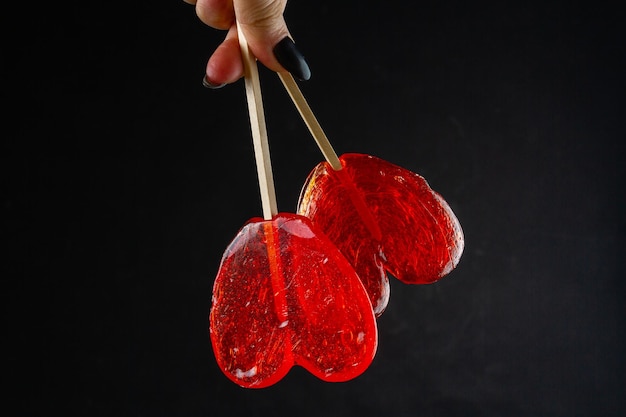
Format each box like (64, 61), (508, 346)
(297, 153), (464, 314)
(297, 162), (390, 316)
(209, 213), (377, 388)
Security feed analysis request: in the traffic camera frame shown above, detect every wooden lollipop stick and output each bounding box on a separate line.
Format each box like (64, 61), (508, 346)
(277, 72), (343, 171)
(237, 24), (278, 220)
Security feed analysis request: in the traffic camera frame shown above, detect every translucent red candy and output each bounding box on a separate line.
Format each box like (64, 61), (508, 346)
(297, 153), (465, 316)
(209, 213), (378, 388)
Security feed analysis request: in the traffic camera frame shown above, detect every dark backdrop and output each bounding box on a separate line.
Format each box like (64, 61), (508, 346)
(5, 1), (625, 416)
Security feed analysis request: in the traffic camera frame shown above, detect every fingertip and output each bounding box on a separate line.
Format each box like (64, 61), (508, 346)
(237, 22), (310, 80)
(273, 37), (311, 81)
(202, 75), (226, 89)
(205, 34), (244, 86)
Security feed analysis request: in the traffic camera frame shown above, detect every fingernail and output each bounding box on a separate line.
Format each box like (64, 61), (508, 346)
(273, 37), (311, 81)
(202, 75), (226, 89)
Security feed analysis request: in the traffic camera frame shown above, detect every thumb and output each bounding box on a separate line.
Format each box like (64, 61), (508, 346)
(234, 0), (310, 80)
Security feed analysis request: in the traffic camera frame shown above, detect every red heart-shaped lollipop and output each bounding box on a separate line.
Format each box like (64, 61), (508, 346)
(297, 153), (464, 315)
(210, 213), (378, 388)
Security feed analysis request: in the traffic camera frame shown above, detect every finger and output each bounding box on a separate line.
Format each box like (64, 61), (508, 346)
(234, 0), (309, 79)
(204, 25), (244, 87)
(195, 0), (235, 30)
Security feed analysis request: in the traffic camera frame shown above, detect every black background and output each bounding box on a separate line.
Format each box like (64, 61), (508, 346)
(5, 1), (625, 416)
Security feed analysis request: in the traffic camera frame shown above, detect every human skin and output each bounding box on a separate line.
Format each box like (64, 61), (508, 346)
(184, 0), (301, 86)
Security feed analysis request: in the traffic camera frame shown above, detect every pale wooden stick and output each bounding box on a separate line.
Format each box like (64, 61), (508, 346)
(237, 24), (278, 220)
(277, 72), (342, 171)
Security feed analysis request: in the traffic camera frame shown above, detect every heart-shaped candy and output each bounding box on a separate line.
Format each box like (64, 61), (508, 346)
(210, 213), (378, 388)
(297, 153), (464, 315)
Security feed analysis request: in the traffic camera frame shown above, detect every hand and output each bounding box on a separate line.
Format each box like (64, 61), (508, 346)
(184, 0), (311, 88)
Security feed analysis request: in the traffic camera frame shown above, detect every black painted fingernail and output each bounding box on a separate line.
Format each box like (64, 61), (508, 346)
(202, 75), (226, 89)
(273, 37), (311, 81)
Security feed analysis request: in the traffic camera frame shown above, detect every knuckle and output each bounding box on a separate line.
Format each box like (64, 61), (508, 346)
(238, 0), (285, 29)
(196, 0), (234, 30)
